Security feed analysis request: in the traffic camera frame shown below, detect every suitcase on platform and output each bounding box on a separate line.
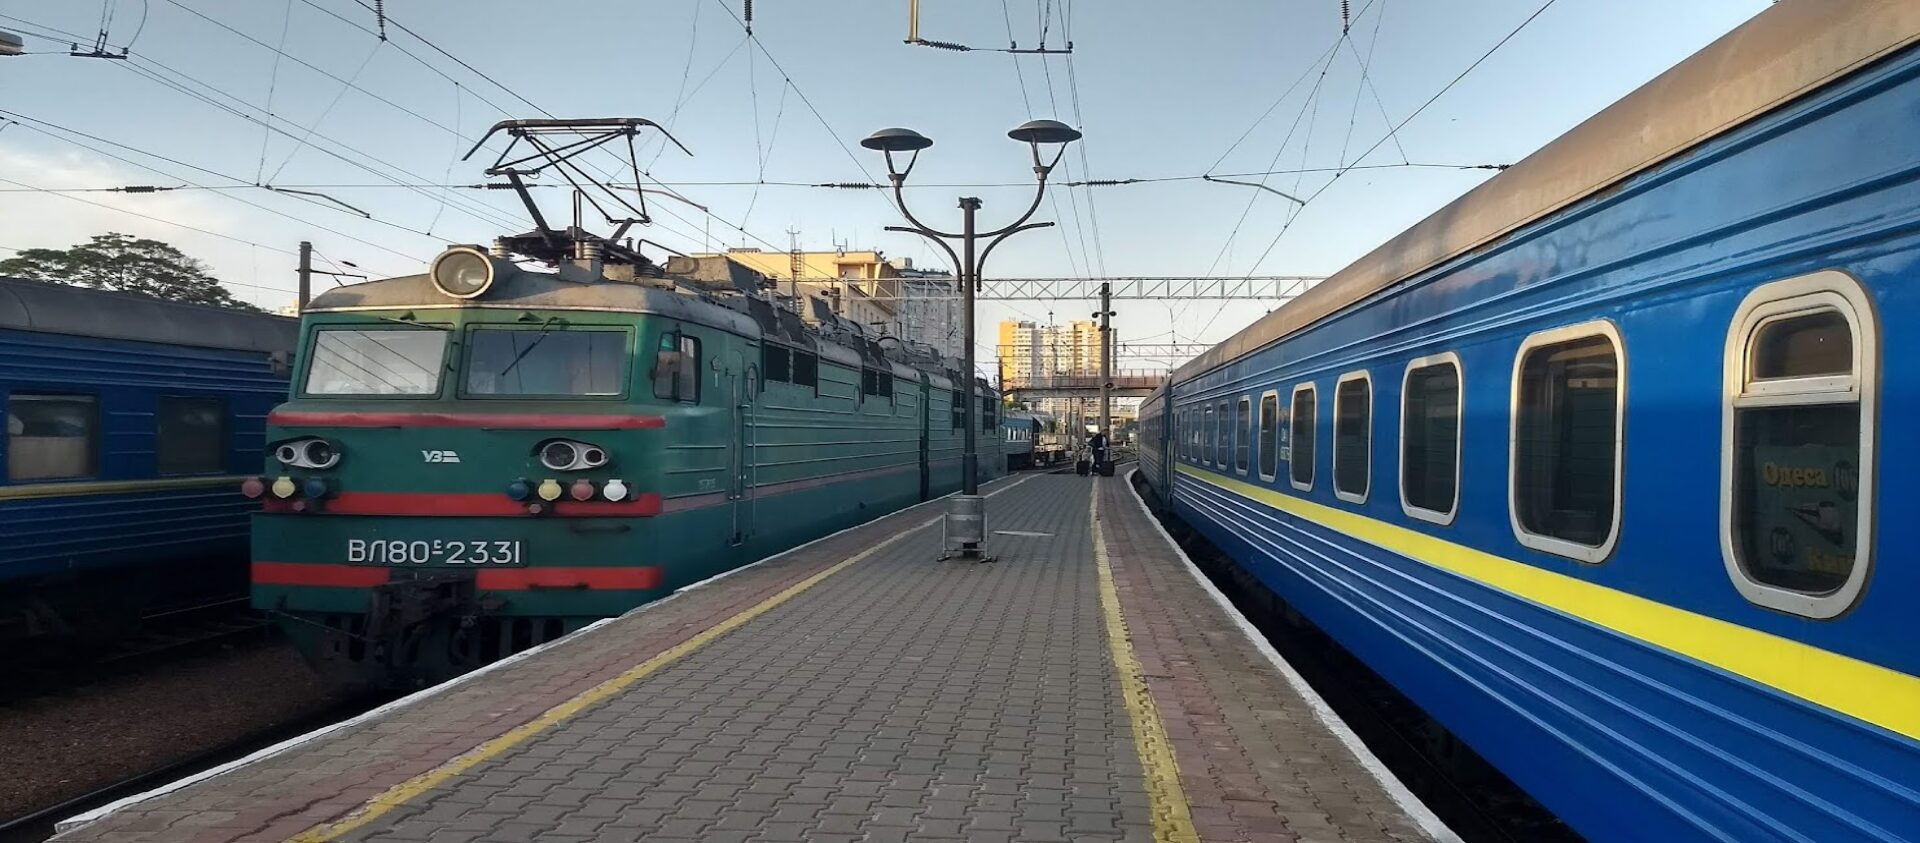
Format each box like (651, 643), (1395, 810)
(1076, 459), (1091, 476)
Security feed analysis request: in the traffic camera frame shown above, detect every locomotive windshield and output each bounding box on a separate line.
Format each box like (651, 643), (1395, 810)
(464, 328), (628, 397)
(303, 327), (449, 396)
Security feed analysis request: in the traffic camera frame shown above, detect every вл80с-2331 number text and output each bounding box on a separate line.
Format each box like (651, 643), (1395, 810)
(346, 539), (524, 566)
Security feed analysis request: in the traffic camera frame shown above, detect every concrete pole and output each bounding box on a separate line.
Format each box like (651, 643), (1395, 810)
(297, 240), (313, 313)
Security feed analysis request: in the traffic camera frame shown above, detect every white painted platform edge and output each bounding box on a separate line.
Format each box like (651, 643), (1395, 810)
(54, 470), (1035, 837)
(1121, 468), (1463, 843)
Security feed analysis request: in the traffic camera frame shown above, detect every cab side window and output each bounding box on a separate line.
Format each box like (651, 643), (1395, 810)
(653, 333), (701, 402)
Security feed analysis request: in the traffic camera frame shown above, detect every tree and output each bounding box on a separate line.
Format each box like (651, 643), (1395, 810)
(0, 233), (262, 312)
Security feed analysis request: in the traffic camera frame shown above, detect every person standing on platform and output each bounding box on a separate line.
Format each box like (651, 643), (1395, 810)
(1089, 430), (1109, 475)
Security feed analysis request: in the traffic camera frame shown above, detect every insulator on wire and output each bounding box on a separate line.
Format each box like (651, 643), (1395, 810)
(911, 38), (971, 52)
(374, 0), (387, 41)
(744, 0), (753, 34)
(815, 182), (879, 189)
(1341, 0), (1350, 34)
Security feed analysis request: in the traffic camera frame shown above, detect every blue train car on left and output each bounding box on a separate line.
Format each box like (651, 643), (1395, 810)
(0, 277), (297, 641)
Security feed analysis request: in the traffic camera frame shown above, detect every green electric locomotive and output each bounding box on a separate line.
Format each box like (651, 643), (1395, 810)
(244, 118), (1006, 686)
(247, 242), (1005, 685)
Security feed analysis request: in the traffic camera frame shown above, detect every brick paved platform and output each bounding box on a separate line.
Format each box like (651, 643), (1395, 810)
(55, 473), (1447, 843)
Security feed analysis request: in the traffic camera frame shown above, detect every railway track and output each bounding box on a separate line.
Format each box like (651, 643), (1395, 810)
(1, 597), (270, 705)
(1129, 473), (1579, 843)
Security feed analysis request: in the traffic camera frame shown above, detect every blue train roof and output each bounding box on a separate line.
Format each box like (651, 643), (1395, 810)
(0, 276), (297, 355)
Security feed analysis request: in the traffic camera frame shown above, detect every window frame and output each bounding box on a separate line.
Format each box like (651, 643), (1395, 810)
(1257, 391), (1279, 481)
(1216, 400), (1231, 467)
(156, 395), (229, 477)
(1203, 404), (1215, 466)
(1289, 383), (1316, 491)
(1234, 397), (1251, 475)
(1398, 353), (1463, 526)
(299, 324), (451, 399)
(1719, 270), (1876, 619)
(5, 391), (101, 482)
(1508, 320), (1626, 564)
(459, 325), (631, 400)
(1332, 370), (1372, 504)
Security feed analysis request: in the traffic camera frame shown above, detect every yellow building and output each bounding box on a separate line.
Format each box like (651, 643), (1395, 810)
(997, 318), (1107, 387)
(719, 248), (904, 338)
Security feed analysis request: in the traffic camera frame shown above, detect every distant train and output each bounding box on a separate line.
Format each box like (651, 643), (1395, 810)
(247, 245), (1008, 686)
(0, 277), (295, 643)
(1140, 2), (1919, 840)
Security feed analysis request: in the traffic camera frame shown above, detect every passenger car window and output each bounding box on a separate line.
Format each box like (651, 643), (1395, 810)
(1258, 393), (1278, 479)
(1512, 323), (1622, 562)
(1722, 271), (1876, 618)
(1334, 373), (1370, 502)
(304, 327), (447, 396)
(7, 394), (98, 481)
(1203, 404), (1216, 465)
(1234, 398), (1250, 473)
(465, 329), (627, 397)
(1289, 385), (1316, 490)
(1401, 355), (1462, 525)
(157, 396), (227, 476)
(1216, 401), (1230, 466)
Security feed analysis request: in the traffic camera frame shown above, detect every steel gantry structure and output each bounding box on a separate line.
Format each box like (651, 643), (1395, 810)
(776, 275), (1322, 301)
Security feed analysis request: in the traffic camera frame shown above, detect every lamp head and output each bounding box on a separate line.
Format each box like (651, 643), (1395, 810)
(860, 127), (934, 152)
(1007, 119), (1081, 146)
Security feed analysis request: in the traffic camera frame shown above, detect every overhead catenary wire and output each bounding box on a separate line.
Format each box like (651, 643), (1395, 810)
(114, 58), (530, 234)
(0, 109), (442, 268)
(1234, 0), (1561, 282)
(0, 176), (306, 295)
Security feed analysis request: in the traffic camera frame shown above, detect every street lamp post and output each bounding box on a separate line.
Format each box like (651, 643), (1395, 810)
(863, 119), (1081, 559)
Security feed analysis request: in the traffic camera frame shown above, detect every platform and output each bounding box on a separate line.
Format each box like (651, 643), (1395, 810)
(54, 473), (1449, 843)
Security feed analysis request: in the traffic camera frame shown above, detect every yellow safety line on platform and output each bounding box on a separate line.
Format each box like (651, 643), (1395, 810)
(1090, 483), (1201, 843)
(289, 476), (1034, 843)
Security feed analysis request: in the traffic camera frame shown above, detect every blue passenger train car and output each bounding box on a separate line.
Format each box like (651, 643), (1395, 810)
(1140, 2), (1920, 839)
(1001, 409), (1037, 470)
(0, 277), (296, 640)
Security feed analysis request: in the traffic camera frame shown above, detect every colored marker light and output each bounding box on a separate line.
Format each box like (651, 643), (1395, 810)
(602, 479), (629, 502)
(302, 478), (330, 499)
(271, 476), (297, 499)
(240, 477), (265, 499)
(536, 479), (563, 502)
(505, 479), (532, 501)
(569, 480), (595, 501)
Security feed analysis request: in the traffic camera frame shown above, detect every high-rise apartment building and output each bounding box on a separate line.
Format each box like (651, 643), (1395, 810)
(996, 319), (1109, 385)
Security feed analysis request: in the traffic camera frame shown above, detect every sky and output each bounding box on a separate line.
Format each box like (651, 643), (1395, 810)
(0, 0), (1771, 372)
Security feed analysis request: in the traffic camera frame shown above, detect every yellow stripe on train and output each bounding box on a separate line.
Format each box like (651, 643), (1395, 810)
(1173, 463), (1920, 742)
(0, 475), (249, 501)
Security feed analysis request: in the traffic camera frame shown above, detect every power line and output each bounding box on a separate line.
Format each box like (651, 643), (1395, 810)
(1236, 0), (1559, 281)
(0, 176), (305, 295)
(0, 110), (435, 267)
(114, 55), (529, 232)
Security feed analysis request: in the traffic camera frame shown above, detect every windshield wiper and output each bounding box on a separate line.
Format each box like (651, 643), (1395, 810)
(373, 315), (452, 331)
(498, 317), (562, 377)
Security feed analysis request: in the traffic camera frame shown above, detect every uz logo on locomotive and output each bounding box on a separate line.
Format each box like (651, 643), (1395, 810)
(422, 450), (461, 463)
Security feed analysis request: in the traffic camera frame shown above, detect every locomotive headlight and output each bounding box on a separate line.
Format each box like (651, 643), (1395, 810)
(274, 437), (342, 469)
(540, 441), (578, 471)
(429, 246), (502, 299)
(302, 439), (340, 470)
(537, 439), (609, 472)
